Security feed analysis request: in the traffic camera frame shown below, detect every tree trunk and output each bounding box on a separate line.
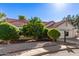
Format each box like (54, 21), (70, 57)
(7, 40), (11, 45)
(54, 39), (57, 42)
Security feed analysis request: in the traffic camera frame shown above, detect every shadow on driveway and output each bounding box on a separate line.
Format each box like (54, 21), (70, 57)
(33, 41), (79, 56)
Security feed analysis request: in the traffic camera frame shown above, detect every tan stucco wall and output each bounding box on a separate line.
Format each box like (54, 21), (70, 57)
(57, 22), (76, 38)
(58, 29), (76, 38)
(49, 22), (77, 38)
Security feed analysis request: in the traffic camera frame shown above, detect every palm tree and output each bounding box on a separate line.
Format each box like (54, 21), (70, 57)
(18, 15), (26, 20)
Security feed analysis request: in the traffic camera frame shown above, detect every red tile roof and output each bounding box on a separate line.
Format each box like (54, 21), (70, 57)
(6, 18), (28, 27)
(44, 21), (55, 27)
(47, 20), (70, 28)
(6, 18), (64, 28)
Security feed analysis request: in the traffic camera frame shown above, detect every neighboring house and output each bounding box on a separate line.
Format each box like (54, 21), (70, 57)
(6, 18), (28, 27)
(47, 20), (77, 38)
(43, 21), (55, 27)
(6, 18), (55, 27)
(45, 21), (55, 27)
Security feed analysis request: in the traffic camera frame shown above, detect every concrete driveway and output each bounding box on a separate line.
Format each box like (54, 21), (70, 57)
(0, 42), (57, 55)
(20, 45), (79, 56)
(1, 38), (79, 56)
(42, 49), (79, 56)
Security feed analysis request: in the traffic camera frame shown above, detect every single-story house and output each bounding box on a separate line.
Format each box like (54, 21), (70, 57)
(46, 20), (77, 38)
(6, 18), (77, 39)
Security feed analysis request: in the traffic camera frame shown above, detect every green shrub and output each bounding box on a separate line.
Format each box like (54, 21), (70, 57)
(43, 28), (48, 38)
(47, 29), (60, 42)
(40, 28), (50, 41)
(0, 22), (20, 44)
(19, 27), (23, 35)
(36, 28), (49, 41)
(21, 17), (44, 40)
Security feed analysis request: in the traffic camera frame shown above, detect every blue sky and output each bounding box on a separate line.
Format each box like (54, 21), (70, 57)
(0, 3), (79, 22)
